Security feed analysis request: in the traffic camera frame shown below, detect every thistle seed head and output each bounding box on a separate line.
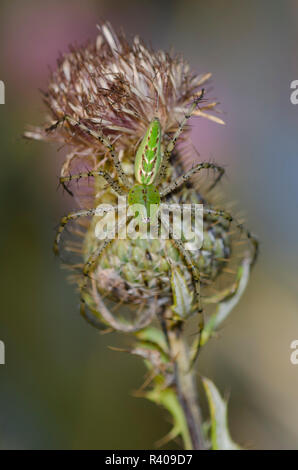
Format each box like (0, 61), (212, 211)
(26, 22), (245, 331)
(25, 22), (220, 161)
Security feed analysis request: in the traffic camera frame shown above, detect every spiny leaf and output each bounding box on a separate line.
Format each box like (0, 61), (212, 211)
(200, 256), (251, 346)
(135, 327), (169, 356)
(202, 377), (240, 450)
(170, 264), (194, 319)
(146, 386), (192, 450)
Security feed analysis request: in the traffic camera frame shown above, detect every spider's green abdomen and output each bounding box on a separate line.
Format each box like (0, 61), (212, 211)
(135, 118), (162, 185)
(128, 184), (160, 218)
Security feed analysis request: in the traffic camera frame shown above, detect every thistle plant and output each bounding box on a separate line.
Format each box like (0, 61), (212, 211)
(25, 22), (258, 450)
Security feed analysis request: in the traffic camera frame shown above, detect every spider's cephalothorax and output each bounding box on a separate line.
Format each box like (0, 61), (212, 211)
(52, 90), (258, 343)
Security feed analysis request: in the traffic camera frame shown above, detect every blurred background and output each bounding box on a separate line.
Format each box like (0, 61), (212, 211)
(0, 0), (298, 449)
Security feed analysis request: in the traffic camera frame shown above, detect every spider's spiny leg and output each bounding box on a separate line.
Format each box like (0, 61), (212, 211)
(161, 213), (204, 365)
(60, 170), (126, 197)
(159, 213), (203, 316)
(53, 206), (114, 256)
(80, 237), (114, 321)
(45, 117), (66, 132)
(155, 89), (205, 185)
(207, 165), (225, 192)
(54, 208), (97, 256)
(80, 215), (130, 319)
(160, 162), (225, 198)
(201, 206), (259, 266)
(81, 237), (113, 293)
(48, 114), (131, 190)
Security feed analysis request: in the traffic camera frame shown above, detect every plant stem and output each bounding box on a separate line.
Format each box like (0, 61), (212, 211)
(166, 315), (206, 450)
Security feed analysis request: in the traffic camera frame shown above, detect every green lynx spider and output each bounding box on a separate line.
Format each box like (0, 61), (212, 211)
(51, 90), (258, 332)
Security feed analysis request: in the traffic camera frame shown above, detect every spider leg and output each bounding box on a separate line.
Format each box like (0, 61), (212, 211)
(160, 162), (225, 198)
(59, 170), (127, 197)
(202, 206), (259, 266)
(159, 212), (204, 318)
(182, 203), (258, 265)
(80, 237), (115, 315)
(178, 203), (258, 364)
(53, 206), (115, 256)
(155, 89), (205, 185)
(47, 115), (131, 190)
(160, 212), (204, 363)
(80, 215), (132, 321)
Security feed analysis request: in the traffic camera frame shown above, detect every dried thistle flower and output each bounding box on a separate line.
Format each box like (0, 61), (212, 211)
(25, 22), (223, 193)
(26, 22), (258, 450)
(25, 22), (232, 317)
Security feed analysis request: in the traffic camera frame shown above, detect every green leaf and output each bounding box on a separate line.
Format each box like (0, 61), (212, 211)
(170, 264), (194, 319)
(134, 328), (193, 449)
(200, 256), (251, 346)
(146, 386), (193, 450)
(202, 377), (240, 450)
(135, 327), (169, 356)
